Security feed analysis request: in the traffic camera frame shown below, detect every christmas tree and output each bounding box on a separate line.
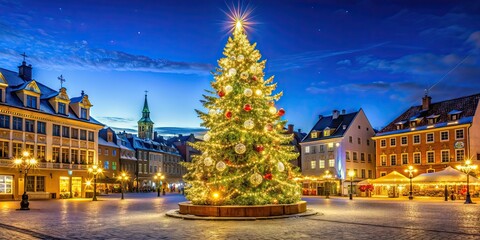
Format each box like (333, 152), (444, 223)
(184, 18), (301, 205)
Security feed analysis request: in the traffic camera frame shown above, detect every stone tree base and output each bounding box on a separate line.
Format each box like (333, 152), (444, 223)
(177, 201), (307, 217)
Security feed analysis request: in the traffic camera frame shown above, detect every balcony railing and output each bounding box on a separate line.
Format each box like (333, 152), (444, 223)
(1, 159), (89, 170)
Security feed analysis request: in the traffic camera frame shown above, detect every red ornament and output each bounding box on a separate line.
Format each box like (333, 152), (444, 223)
(265, 123), (273, 131)
(225, 111), (232, 119)
(255, 145), (264, 152)
(225, 159), (231, 165)
(251, 76), (258, 81)
(218, 90), (225, 97)
(243, 104), (252, 112)
(264, 173), (273, 180)
(277, 108), (285, 117)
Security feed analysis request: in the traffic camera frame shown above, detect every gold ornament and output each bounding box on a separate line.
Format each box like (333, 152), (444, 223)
(204, 157), (213, 166)
(250, 173), (263, 186)
(243, 119), (254, 129)
(234, 143), (246, 154)
(228, 68), (237, 77)
(216, 161), (227, 171)
(225, 85), (233, 94)
(243, 88), (253, 97)
(237, 54), (245, 61)
(269, 106), (277, 114)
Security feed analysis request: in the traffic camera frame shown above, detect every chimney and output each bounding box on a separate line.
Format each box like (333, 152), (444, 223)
(298, 129), (302, 133)
(332, 110), (340, 119)
(287, 124), (294, 133)
(341, 109), (346, 115)
(18, 61), (32, 81)
(422, 94), (431, 111)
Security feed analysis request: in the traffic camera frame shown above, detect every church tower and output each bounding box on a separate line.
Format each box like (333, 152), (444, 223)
(138, 92), (154, 139)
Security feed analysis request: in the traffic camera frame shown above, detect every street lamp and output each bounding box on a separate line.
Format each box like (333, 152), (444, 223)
(13, 151), (38, 210)
(88, 165), (103, 201)
(323, 170), (332, 199)
(456, 159), (478, 204)
(117, 172), (129, 200)
(404, 165), (417, 200)
(348, 170), (355, 200)
(153, 172), (165, 197)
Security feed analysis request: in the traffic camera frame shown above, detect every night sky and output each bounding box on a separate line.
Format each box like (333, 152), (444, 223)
(1, 0), (479, 136)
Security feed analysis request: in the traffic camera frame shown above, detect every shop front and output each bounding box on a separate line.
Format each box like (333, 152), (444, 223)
(59, 176), (83, 198)
(0, 174), (13, 200)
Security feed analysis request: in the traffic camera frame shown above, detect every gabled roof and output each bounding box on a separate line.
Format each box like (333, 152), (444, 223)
(378, 93), (480, 135)
(302, 111), (359, 142)
(98, 127), (119, 148)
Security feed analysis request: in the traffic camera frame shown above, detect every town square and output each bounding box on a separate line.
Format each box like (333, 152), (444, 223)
(0, 0), (480, 239)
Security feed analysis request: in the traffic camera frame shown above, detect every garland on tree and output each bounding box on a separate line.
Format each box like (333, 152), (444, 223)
(183, 18), (302, 206)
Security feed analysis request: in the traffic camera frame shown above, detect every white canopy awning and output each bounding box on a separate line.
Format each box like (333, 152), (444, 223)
(412, 166), (480, 185)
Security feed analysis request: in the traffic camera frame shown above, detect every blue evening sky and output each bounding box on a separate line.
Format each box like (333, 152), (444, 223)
(1, 0), (479, 136)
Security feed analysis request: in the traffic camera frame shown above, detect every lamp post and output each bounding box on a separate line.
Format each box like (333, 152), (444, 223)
(404, 165), (417, 200)
(153, 173), (165, 197)
(323, 170), (332, 199)
(117, 172), (129, 200)
(456, 159), (478, 204)
(348, 170), (355, 200)
(14, 151), (38, 210)
(88, 165), (103, 201)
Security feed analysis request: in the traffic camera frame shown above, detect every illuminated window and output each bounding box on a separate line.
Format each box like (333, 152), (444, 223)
(329, 159), (335, 167)
(305, 146), (310, 153)
(311, 131), (317, 138)
(319, 160), (325, 168)
(310, 160), (316, 169)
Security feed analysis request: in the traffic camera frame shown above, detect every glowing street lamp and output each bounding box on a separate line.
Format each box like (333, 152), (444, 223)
(14, 150), (38, 210)
(404, 165), (417, 200)
(153, 172), (165, 197)
(117, 172), (129, 200)
(456, 159), (478, 204)
(323, 170), (332, 199)
(348, 170), (355, 200)
(88, 165), (103, 201)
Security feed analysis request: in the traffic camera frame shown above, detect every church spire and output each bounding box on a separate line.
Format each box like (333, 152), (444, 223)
(138, 91), (154, 139)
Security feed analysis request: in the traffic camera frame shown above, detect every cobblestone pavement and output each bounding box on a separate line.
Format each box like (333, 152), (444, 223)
(0, 193), (479, 239)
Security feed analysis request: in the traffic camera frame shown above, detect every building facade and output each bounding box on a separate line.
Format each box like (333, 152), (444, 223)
(98, 127), (120, 193)
(300, 109), (376, 196)
(373, 94), (480, 177)
(0, 61), (103, 200)
(116, 132), (137, 191)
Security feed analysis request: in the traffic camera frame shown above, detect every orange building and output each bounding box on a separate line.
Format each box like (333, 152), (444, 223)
(373, 93), (480, 177)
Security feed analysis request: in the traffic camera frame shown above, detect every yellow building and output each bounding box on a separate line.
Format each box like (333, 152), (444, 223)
(0, 61), (103, 200)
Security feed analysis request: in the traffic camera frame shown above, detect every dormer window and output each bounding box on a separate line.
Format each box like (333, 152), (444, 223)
(451, 114), (457, 121)
(58, 103), (66, 114)
(311, 131), (318, 138)
(410, 121), (416, 127)
(324, 127), (331, 137)
(395, 120), (407, 130)
(26, 95), (37, 108)
(81, 108), (87, 119)
(448, 110), (462, 121)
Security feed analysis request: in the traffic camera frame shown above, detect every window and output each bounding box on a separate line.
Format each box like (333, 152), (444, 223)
(349, 136), (353, 143)
(319, 145), (325, 152)
(98, 148), (102, 155)
(88, 131), (94, 142)
(310, 160), (316, 169)
(24, 119), (34, 133)
(380, 139), (386, 148)
(441, 150), (450, 162)
(80, 130), (87, 140)
(361, 169), (366, 179)
(80, 150), (86, 164)
(112, 162), (117, 170)
(26, 176), (35, 192)
(413, 153), (421, 164)
(427, 169), (435, 173)
(26, 95), (37, 108)
(71, 149), (78, 163)
(441, 131), (449, 141)
(427, 151), (435, 163)
(413, 135), (420, 144)
(311, 132), (317, 138)
(26, 144), (34, 156)
(410, 121), (416, 127)
(353, 152), (358, 162)
(358, 138), (361, 145)
(319, 160), (325, 168)
(112, 150), (117, 156)
(456, 149), (465, 162)
(358, 125), (361, 129)
(361, 153), (365, 162)
(0, 115), (10, 129)
(37, 121), (46, 134)
(402, 153), (408, 165)
(36, 145), (45, 161)
(451, 114), (458, 121)
(368, 170), (373, 179)
(401, 136), (407, 145)
(0, 175), (13, 194)
(390, 155), (397, 166)
(12, 143), (22, 157)
(52, 147), (60, 162)
(380, 172), (387, 177)
(368, 154), (372, 163)
(305, 146), (310, 153)
(61, 148), (70, 163)
(390, 138), (396, 147)
(81, 108), (87, 119)
(62, 126), (70, 138)
(87, 151), (94, 164)
(104, 161), (110, 170)
(329, 159), (335, 167)
(346, 152), (350, 161)
(367, 139), (370, 146)
(53, 124), (61, 136)
(105, 149), (109, 156)
(323, 129), (330, 137)
(13, 117), (22, 131)
(0, 141), (9, 158)
(381, 155), (386, 166)
(72, 128), (79, 139)
(426, 133), (434, 143)
(456, 129), (464, 140)
(58, 103), (66, 114)
(27, 176), (45, 192)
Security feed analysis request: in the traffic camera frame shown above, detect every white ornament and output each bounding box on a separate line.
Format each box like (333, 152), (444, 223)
(204, 157), (213, 166)
(228, 68), (237, 77)
(250, 65), (257, 73)
(240, 72), (249, 80)
(250, 173), (263, 186)
(269, 106), (277, 114)
(243, 88), (253, 97)
(277, 162), (285, 172)
(216, 161), (227, 171)
(204, 133), (211, 141)
(255, 89), (262, 96)
(237, 54), (245, 61)
(234, 143), (246, 154)
(225, 85), (233, 94)
(243, 119), (254, 130)
(209, 109), (216, 115)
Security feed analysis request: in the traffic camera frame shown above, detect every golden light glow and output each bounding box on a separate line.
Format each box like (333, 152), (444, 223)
(224, 3), (254, 33)
(22, 151), (29, 157)
(212, 192), (220, 199)
(348, 170), (355, 178)
(14, 159), (22, 165)
(85, 180), (92, 186)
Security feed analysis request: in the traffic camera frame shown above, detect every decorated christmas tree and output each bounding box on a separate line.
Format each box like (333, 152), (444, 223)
(184, 17), (301, 206)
